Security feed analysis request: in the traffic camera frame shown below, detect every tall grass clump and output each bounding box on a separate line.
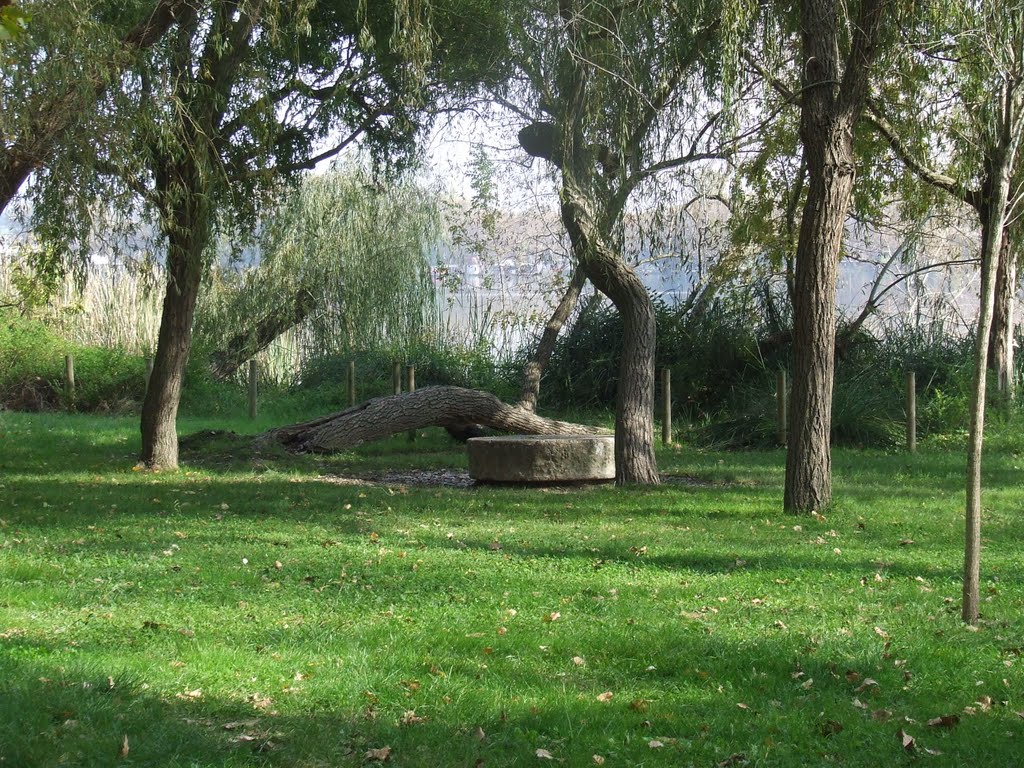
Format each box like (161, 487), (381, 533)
(297, 336), (518, 407)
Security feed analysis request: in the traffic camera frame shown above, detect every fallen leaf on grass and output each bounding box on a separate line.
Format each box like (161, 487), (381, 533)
(976, 695), (993, 711)
(872, 709), (892, 721)
(572, 656), (585, 666)
(592, 756), (605, 765)
(927, 715), (960, 728)
(474, 726), (486, 742)
(629, 699), (650, 712)
(648, 740), (664, 749)
(536, 748), (554, 759)
(246, 692), (273, 710)
(898, 539), (915, 546)
(855, 678), (879, 693)
(365, 746), (391, 762)
(399, 710), (426, 726)
(222, 720), (259, 731)
(596, 691), (614, 703)
(543, 612), (561, 623)
(176, 689), (203, 700)
(845, 670), (862, 683)
(896, 729), (916, 753)
(118, 734), (129, 758)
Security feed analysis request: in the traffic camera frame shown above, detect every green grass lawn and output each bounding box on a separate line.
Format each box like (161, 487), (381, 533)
(1, 411), (1022, 767)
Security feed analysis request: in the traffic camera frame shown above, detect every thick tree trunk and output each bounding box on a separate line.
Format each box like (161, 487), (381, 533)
(210, 287), (317, 379)
(140, 146), (212, 470)
(518, 266), (587, 411)
(988, 230), (1015, 400)
(560, 184), (659, 485)
(783, 136), (854, 512)
(783, 0), (890, 513)
(264, 386), (607, 453)
(140, 225), (208, 469)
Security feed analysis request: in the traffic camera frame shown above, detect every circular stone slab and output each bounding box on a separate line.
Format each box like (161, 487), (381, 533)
(467, 434), (615, 483)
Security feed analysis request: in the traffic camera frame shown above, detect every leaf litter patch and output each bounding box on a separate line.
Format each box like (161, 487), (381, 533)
(317, 471), (712, 490)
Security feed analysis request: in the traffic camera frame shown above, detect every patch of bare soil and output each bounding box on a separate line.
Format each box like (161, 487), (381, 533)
(317, 470), (710, 490)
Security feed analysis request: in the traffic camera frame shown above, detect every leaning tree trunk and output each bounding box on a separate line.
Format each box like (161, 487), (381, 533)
(210, 287), (317, 379)
(519, 265), (587, 411)
(0, 145), (35, 214)
(560, 182), (659, 486)
(988, 229), (1016, 401)
(264, 386), (607, 453)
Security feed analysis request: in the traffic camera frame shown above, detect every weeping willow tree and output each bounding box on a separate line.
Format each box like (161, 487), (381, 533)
(200, 167), (439, 378)
(0, 0), (185, 221)
(488, 0), (752, 484)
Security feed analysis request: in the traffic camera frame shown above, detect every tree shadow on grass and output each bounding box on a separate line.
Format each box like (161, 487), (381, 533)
(1, 623), (1019, 767)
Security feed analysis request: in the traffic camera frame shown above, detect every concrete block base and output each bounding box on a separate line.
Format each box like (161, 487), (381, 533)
(467, 434), (615, 483)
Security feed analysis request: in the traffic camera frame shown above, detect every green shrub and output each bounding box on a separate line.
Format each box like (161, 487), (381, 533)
(297, 337), (518, 405)
(0, 310), (145, 412)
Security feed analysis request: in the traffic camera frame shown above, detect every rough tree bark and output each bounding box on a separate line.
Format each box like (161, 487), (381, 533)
(559, 182), (660, 485)
(553, 3), (660, 486)
(988, 229), (1016, 400)
(264, 386), (607, 453)
(784, 0), (892, 513)
(140, 152), (211, 470)
(518, 265), (587, 411)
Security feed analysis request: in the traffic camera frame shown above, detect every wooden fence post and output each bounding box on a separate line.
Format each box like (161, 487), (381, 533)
(64, 354), (75, 411)
(906, 371), (916, 453)
(392, 362), (402, 396)
(347, 360), (356, 407)
(248, 359), (258, 419)
(777, 370), (787, 447)
(407, 364), (416, 442)
(661, 368), (672, 446)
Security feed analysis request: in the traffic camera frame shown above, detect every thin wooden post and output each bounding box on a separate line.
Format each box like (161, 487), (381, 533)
(145, 357), (154, 393)
(661, 368), (672, 446)
(406, 364), (416, 442)
(777, 370), (787, 447)
(248, 359), (258, 419)
(64, 354), (75, 411)
(392, 362), (402, 396)
(347, 360), (356, 407)
(906, 370), (916, 453)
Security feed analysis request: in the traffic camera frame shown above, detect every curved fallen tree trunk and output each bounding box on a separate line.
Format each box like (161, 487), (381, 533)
(263, 385), (608, 454)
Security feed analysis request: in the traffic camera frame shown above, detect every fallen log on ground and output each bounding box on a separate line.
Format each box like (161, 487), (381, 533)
(262, 385), (609, 453)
